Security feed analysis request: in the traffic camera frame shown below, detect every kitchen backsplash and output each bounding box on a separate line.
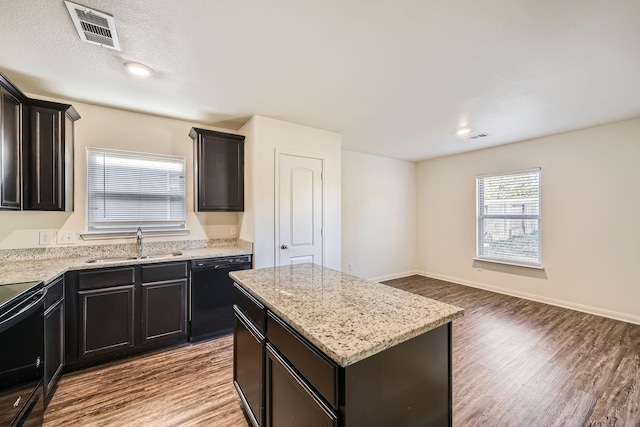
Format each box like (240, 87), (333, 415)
(0, 238), (252, 263)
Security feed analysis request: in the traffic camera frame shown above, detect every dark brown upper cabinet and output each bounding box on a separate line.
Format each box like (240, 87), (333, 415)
(0, 70), (80, 212)
(0, 73), (25, 210)
(189, 127), (244, 212)
(23, 99), (79, 211)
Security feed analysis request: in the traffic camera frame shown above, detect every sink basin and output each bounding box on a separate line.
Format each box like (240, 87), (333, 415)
(85, 252), (182, 264)
(86, 256), (138, 264)
(138, 252), (183, 260)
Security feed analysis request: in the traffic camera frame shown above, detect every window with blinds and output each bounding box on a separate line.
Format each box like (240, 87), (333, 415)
(476, 168), (541, 267)
(86, 148), (186, 233)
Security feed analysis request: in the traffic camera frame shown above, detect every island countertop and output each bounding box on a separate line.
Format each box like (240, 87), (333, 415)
(230, 263), (464, 367)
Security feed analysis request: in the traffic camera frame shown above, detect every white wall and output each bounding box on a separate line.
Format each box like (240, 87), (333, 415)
(342, 150), (416, 281)
(241, 116), (342, 270)
(417, 118), (640, 324)
(0, 99), (241, 249)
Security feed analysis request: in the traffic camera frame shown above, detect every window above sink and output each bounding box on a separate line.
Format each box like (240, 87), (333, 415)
(86, 147), (187, 234)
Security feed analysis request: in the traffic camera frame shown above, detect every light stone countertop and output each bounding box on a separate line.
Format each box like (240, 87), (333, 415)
(0, 245), (251, 286)
(230, 263), (464, 367)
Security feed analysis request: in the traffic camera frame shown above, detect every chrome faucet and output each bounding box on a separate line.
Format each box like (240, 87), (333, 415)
(136, 227), (143, 259)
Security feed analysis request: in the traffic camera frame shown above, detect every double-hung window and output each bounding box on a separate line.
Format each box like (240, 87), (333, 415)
(476, 168), (542, 268)
(87, 147), (186, 233)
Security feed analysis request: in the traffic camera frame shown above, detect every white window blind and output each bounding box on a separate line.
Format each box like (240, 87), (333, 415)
(476, 168), (541, 267)
(87, 148), (186, 232)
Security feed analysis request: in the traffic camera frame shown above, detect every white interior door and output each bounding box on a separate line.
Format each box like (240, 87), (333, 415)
(277, 153), (323, 266)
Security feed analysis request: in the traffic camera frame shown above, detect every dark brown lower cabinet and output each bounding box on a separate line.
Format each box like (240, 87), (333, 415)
(66, 262), (188, 372)
(141, 279), (187, 344)
(44, 276), (65, 406)
(78, 285), (135, 358)
(266, 344), (337, 427)
(233, 307), (265, 427)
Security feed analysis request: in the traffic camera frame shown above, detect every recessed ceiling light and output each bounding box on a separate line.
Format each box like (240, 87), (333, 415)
(456, 127), (471, 137)
(124, 62), (154, 78)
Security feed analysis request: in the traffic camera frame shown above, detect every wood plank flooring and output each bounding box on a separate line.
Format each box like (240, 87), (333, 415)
(43, 335), (248, 427)
(43, 275), (639, 426)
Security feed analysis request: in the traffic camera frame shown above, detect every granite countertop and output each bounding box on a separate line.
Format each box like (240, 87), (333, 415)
(0, 245), (251, 286)
(230, 263), (464, 367)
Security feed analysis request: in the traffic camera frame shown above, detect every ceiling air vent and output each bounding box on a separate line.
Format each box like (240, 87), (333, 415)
(64, 1), (121, 51)
(469, 132), (490, 140)
(458, 132), (490, 141)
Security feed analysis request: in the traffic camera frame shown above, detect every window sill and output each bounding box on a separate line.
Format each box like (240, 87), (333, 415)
(473, 258), (544, 270)
(81, 229), (191, 241)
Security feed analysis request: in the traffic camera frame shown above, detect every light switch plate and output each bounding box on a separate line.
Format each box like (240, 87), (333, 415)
(57, 230), (75, 244)
(39, 231), (54, 245)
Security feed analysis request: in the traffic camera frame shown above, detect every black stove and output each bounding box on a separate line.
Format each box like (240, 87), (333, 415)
(0, 281), (45, 427)
(0, 281), (41, 308)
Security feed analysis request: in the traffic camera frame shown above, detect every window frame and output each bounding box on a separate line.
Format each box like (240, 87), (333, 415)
(475, 167), (543, 269)
(84, 147), (188, 238)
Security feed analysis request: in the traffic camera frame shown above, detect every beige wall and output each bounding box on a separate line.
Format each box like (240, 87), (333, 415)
(342, 150), (417, 281)
(240, 116), (342, 269)
(417, 118), (640, 324)
(0, 99), (241, 249)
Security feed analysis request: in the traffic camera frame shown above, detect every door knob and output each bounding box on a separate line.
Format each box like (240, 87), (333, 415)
(281, 244), (289, 250)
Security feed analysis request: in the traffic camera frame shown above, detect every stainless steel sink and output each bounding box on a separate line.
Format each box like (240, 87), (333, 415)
(85, 256), (138, 264)
(85, 252), (182, 264)
(138, 252), (183, 260)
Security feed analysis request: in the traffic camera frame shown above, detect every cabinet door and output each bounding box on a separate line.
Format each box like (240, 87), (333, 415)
(78, 285), (135, 358)
(25, 105), (63, 210)
(234, 307), (264, 427)
(0, 87), (21, 210)
(190, 128), (244, 212)
(265, 344), (337, 427)
(44, 299), (64, 405)
(140, 279), (187, 344)
(24, 103), (76, 211)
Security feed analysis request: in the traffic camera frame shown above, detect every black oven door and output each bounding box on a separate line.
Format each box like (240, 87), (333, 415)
(0, 284), (46, 427)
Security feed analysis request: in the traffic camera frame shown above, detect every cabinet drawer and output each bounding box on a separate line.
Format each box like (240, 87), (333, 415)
(45, 276), (64, 309)
(266, 312), (337, 409)
(141, 262), (187, 283)
(234, 282), (266, 333)
(78, 267), (135, 290)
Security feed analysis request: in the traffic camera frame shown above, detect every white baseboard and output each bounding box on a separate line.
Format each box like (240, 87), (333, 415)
(368, 270), (418, 283)
(416, 270), (640, 326)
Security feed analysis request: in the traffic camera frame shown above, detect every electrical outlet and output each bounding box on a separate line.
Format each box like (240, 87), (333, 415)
(230, 226), (237, 236)
(348, 263), (354, 271)
(57, 231), (75, 244)
(39, 231), (54, 245)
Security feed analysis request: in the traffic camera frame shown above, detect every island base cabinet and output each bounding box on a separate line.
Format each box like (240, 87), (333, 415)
(234, 304), (453, 427)
(233, 307), (264, 427)
(343, 323), (452, 427)
(265, 344), (338, 427)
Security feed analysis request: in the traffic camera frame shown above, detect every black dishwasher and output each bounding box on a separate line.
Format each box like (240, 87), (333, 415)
(190, 255), (252, 341)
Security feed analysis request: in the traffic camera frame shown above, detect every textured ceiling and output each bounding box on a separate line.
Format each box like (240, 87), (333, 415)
(1, 0), (640, 161)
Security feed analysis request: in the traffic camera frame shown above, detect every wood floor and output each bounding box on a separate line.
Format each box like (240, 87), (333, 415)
(43, 275), (639, 426)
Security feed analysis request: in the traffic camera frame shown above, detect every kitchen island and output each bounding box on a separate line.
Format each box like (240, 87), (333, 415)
(230, 263), (464, 427)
